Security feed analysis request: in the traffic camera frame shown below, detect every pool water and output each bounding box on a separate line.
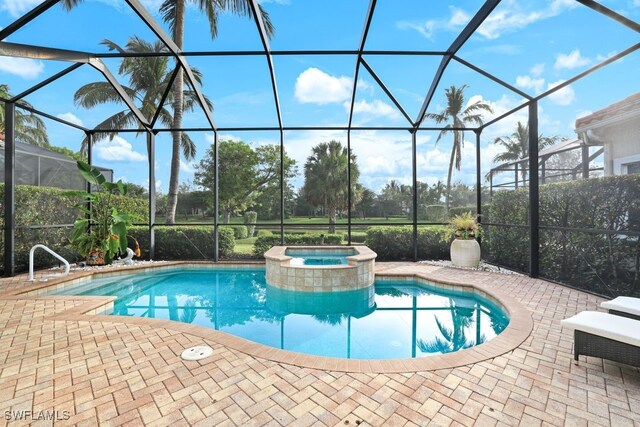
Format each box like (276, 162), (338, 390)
(48, 268), (509, 359)
(285, 250), (353, 266)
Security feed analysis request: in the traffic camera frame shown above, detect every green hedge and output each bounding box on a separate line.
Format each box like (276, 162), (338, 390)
(253, 233), (343, 256)
(345, 231), (367, 243)
(0, 184), (148, 274)
(222, 225), (248, 240)
(485, 175), (640, 296)
(365, 226), (448, 260)
(129, 226), (235, 259)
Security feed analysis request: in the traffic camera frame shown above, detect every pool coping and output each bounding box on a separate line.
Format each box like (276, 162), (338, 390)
(0, 261), (533, 373)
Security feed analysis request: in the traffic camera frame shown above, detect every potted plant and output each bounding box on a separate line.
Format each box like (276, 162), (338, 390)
(447, 212), (482, 268)
(65, 161), (135, 265)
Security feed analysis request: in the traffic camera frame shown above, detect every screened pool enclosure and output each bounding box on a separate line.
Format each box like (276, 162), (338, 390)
(0, 0), (639, 297)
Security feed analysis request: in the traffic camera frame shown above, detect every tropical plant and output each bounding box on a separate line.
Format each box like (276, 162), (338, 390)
(62, 0), (274, 224)
(301, 141), (360, 233)
(0, 84), (49, 147)
(446, 211), (481, 240)
(425, 85), (492, 217)
(491, 121), (563, 183)
(64, 161), (136, 265)
(73, 37), (210, 158)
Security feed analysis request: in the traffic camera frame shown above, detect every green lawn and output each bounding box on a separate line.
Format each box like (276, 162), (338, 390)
(234, 237), (257, 255)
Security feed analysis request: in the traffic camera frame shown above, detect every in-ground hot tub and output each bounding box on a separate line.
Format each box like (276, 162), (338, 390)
(264, 245), (377, 292)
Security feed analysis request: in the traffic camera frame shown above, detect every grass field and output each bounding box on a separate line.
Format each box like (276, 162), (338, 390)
(172, 216), (425, 250)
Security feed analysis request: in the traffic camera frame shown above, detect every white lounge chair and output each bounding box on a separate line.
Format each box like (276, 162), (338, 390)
(561, 311), (640, 367)
(600, 296), (640, 320)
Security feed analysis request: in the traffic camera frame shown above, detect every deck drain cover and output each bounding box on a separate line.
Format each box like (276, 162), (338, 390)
(181, 345), (213, 361)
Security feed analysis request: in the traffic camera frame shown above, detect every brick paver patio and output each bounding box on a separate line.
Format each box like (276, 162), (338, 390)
(0, 262), (639, 426)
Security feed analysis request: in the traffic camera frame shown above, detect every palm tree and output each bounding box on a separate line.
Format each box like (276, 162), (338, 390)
(417, 301), (475, 354)
(491, 121), (562, 184)
(425, 85), (492, 217)
(0, 84), (49, 147)
(74, 37), (211, 161)
(302, 141), (360, 233)
(61, 0), (274, 224)
(159, 0), (274, 224)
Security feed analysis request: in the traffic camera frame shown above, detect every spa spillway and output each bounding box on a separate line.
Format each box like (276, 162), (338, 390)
(264, 245), (377, 292)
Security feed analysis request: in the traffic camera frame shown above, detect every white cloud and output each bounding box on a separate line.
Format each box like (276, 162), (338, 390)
(180, 161), (196, 174)
(0, 56), (44, 79)
(530, 63), (545, 77)
(596, 50), (618, 62)
(56, 113), (84, 127)
(205, 133), (242, 145)
(346, 99), (400, 121)
(397, 6), (470, 41)
(449, 7), (471, 26)
(477, 0), (577, 39)
(399, 1), (577, 42)
(546, 80), (576, 106)
(142, 179), (163, 193)
(515, 75), (545, 93)
(94, 136), (147, 162)
(554, 49), (591, 70)
(294, 68), (353, 105)
(0, 0), (40, 17)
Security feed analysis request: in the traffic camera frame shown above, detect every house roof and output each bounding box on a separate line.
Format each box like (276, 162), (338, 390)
(575, 92), (640, 131)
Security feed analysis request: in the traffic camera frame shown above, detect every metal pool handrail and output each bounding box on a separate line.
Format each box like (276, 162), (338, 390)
(28, 244), (70, 282)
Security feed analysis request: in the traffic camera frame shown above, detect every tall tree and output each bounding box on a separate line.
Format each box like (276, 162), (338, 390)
(62, 0), (274, 224)
(301, 140), (360, 233)
(378, 180), (412, 218)
(74, 37), (211, 159)
(158, 0), (274, 224)
(194, 140), (296, 223)
(425, 85), (492, 217)
(0, 84), (49, 147)
(491, 121), (562, 183)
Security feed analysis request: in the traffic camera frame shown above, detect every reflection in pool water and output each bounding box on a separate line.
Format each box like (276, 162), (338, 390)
(48, 268), (509, 359)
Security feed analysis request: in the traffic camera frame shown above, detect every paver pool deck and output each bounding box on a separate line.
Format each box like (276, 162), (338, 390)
(0, 262), (638, 426)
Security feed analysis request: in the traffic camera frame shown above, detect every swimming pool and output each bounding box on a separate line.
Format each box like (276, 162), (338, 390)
(47, 267), (509, 359)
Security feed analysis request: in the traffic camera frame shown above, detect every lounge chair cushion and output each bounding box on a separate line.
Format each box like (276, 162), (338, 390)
(561, 311), (640, 348)
(600, 296), (640, 317)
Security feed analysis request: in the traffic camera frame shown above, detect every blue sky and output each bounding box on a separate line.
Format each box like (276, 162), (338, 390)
(0, 0), (638, 193)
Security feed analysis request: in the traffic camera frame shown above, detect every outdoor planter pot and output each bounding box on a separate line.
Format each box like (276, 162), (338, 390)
(450, 238), (481, 268)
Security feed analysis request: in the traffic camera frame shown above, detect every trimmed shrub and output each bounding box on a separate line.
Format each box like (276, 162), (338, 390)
(223, 225), (248, 240)
(448, 206), (476, 218)
(243, 211), (257, 237)
(345, 231), (367, 243)
(365, 226), (448, 261)
(257, 229), (273, 237)
(253, 233), (343, 257)
(129, 225), (235, 259)
(486, 175), (640, 296)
